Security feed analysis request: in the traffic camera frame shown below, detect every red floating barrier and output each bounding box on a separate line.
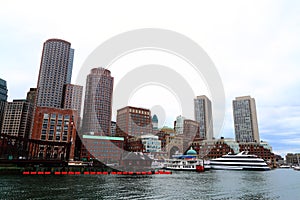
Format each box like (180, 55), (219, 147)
(84, 172), (90, 175)
(23, 171), (30, 175)
(122, 172), (128, 175)
(90, 172), (96, 175)
(44, 172), (51, 175)
(68, 172), (74, 175)
(54, 172), (61, 175)
(75, 172), (81, 175)
(38, 172), (44, 175)
(61, 172), (67, 175)
(111, 172), (117, 175)
(97, 172), (103, 175)
(117, 172), (122, 175)
(103, 172), (108, 175)
(128, 172), (133, 175)
(141, 172), (146, 175)
(30, 172), (37, 175)
(154, 171), (159, 174)
(136, 172), (141, 175)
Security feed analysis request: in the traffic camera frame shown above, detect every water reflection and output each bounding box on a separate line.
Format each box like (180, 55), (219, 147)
(0, 170), (299, 200)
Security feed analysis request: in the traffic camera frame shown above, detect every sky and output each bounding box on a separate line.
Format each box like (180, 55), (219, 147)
(1, 0), (300, 156)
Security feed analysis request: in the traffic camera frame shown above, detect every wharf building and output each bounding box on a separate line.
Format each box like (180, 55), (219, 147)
(233, 96), (260, 143)
(81, 68), (114, 136)
(80, 135), (124, 164)
(194, 95), (214, 140)
(30, 107), (78, 160)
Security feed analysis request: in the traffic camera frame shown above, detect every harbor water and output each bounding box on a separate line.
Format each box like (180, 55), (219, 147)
(1, 169), (300, 200)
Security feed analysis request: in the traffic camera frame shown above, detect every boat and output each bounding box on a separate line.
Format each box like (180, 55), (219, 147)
(208, 151), (270, 171)
(163, 147), (204, 171)
(151, 159), (164, 169)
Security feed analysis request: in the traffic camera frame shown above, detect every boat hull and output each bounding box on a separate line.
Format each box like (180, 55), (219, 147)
(209, 165), (270, 171)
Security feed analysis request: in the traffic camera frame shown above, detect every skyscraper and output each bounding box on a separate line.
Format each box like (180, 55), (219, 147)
(194, 95), (214, 140)
(174, 115), (185, 135)
(82, 68), (114, 135)
(66, 48), (74, 84)
(35, 39), (74, 108)
(1, 100), (33, 139)
(62, 84), (83, 127)
(152, 114), (158, 131)
(0, 78), (8, 132)
(233, 96), (260, 143)
(182, 119), (200, 152)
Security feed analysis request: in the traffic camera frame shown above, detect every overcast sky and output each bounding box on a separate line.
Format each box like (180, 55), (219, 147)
(1, 0), (300, 156)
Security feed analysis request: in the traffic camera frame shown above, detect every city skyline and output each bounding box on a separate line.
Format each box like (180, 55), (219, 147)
(1, 1), (300, 156)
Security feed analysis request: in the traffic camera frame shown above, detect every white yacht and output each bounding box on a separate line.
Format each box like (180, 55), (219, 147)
(163, 148), (204, 171)
(209, 151), (270, 171)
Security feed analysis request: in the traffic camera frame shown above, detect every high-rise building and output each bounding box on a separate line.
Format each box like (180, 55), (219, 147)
(81, 68), (114, 136)
(0, 78), (8, 132)
(26, 88), (37, 105)
(111, 121), (116, 137)
(66, 48), (74, 84)
(182, 119), (200, 152)
(116, 106), (153, 137)
(152, 114), (158, 131)
(233, 96), (260, 143)
(62, 84), (83, 127)
(174, 115), (185, 135)
(35, 39), (73, 108)
(1, 100), (34, 139)
(194, 95), (214, 140)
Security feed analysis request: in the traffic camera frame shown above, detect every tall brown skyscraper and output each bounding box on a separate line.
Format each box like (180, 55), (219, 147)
(35, 39), (74, 108)
(82, 68), (114, 135)
(233, 96), (260, 143)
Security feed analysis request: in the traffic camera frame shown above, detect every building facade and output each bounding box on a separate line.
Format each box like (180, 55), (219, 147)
(182, 119), (200, 152)
(152, 114), (158, 132)
(116, 106), (153, 137)
(174, 115), (185, 135)
(81, 68), (114, 136)
(80, 135), (124, 164)
(140, 134), (161, 153)
(35, 39), (73, 108)
(111, 121), (116, 137)
(62, 84), (83, 127)
(194, 95), (214, 140)
(233, 96), (260, 143)
(1, 100), (34, 139)
(0, 78), (8, 133)
(30, 107), (78, 160)
(26, 88), (37, 105)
